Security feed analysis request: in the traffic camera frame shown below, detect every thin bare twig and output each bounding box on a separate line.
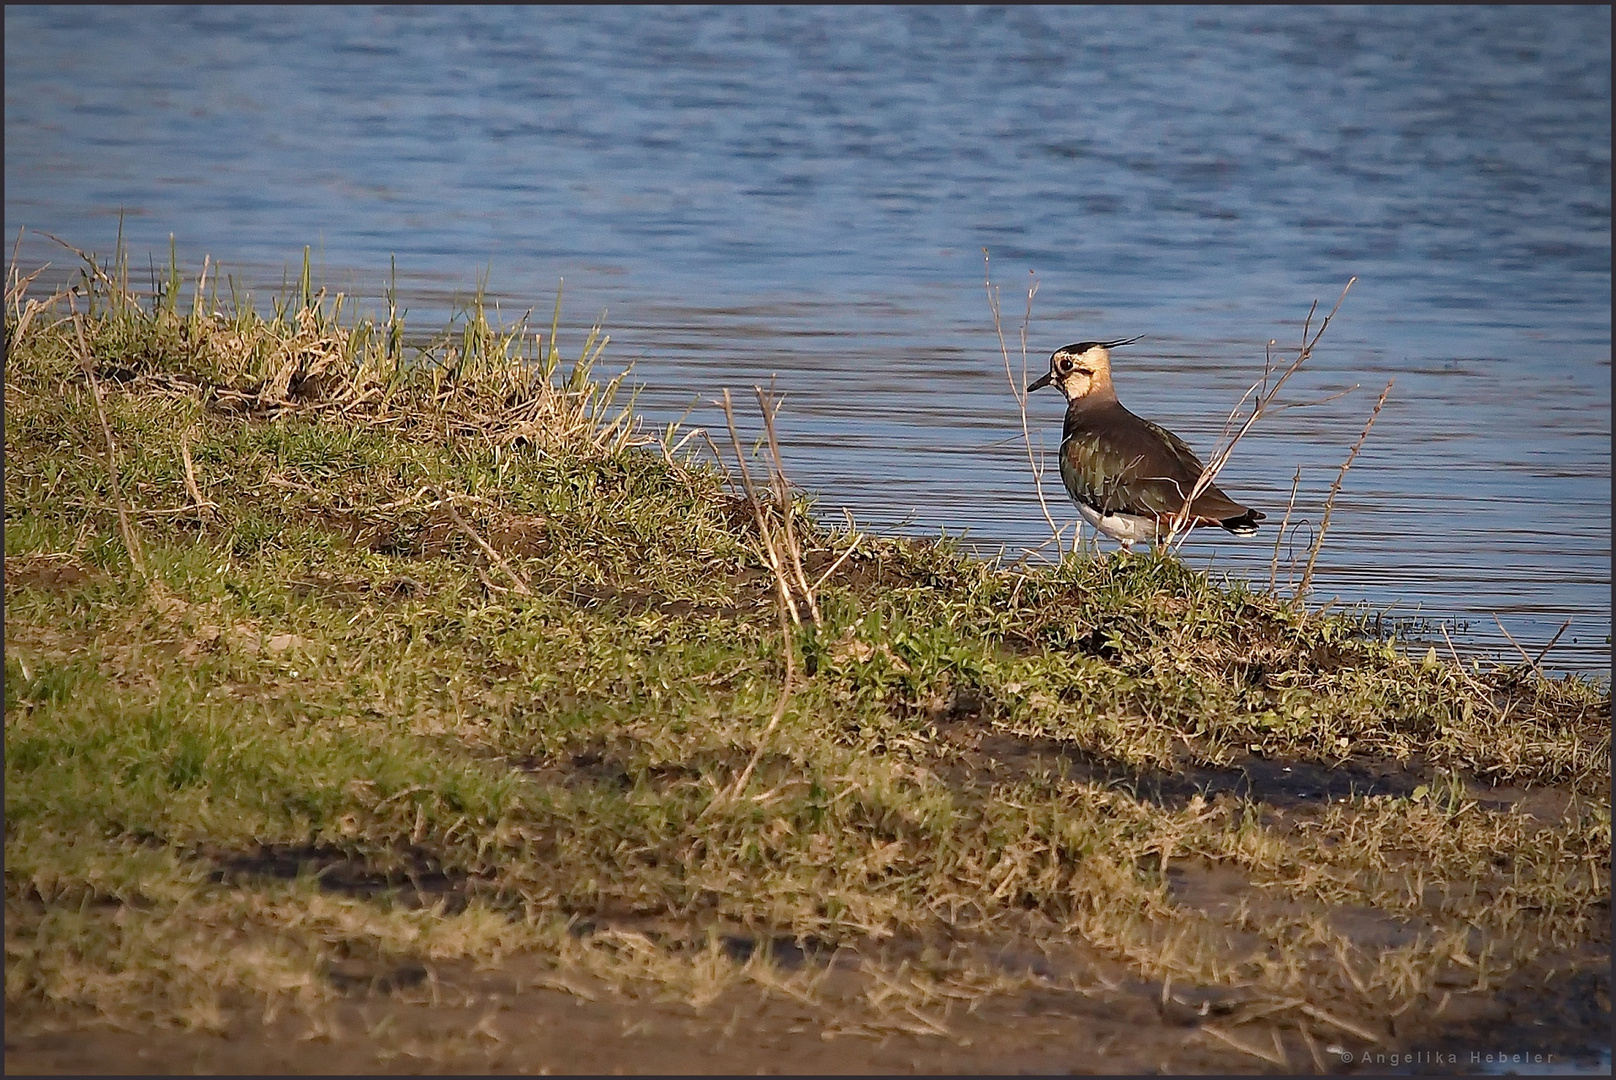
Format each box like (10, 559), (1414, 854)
(755, 385), (820, 626)
(1440, 623), (1504, 713)
(1259, 387), (1362, 414)
(7, 280), (78, 352)
(702, 388), (823, 812)
(1200, 1024), (1286, 1066)
(7, 225), (24, 312)
(1270, 1026), (1291, 1071)
(719, 389), (800, 625)
(1296, 377), (1393, 602)
(659, 424), (705, 468)
(180, 431), (219, 521)
(699, 429), (736, 489)
(1011, 528), (1069, 568)
(9, 296), (45, 348)
(711, 597), (796, 813)
(1298, 1023), (1328, 1074)
(1532, 618), (1574, 670)
(435, 490), (533, 596)
(986, 252), (1063, 557)
(42, 231), (141, 307)
(1492, 615), (1548, 680)
(1439, 622), (1468, 669)
(1297, 1002), (1379, 1044)
(1164, 278), (1357, 553)
(811, 533), (862, 593)
(6, 266), (48, 315)
(1267, 466), (1302, 595)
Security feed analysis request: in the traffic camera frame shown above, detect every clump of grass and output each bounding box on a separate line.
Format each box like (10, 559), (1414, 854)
(5, 239), (1608, 1061)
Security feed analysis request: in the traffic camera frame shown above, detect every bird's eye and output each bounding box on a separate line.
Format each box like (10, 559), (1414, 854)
(1056, 357), (1072, 374)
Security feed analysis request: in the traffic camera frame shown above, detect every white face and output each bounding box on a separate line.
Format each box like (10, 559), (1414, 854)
(1048, 346), (1108, 401)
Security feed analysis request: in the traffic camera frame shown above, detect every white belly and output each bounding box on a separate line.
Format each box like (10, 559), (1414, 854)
(1076, 501), (1161, 544)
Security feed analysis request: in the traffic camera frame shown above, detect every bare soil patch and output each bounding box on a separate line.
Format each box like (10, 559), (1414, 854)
(7, 944), (1607, 1075)
(4, 556), (94, 592)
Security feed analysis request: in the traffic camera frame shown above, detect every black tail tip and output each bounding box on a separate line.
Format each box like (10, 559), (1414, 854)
(1221, 509), (1265, 537)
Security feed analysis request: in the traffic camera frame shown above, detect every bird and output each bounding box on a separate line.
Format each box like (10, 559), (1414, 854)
(1028, 338), (1265, 552)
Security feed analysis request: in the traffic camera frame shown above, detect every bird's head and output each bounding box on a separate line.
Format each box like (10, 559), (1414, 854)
(1028, 338), (1139, 402)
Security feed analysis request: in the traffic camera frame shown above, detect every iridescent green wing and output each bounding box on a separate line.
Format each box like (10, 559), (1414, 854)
(1060, 422), (1206, 517)
(1138, 419), (1256, 520)
(1138, 418), (1209, 481)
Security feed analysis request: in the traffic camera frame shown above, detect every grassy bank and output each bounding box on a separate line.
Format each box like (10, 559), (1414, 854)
(5, 247), (1609, 1069)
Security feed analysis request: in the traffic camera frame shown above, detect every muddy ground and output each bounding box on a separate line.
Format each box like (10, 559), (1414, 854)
(6, 943), (1607, 1075)
(9, 745), (1608, 1076)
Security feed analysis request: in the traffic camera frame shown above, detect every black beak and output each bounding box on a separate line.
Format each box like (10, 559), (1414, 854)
(1027, 371), (1053, 393)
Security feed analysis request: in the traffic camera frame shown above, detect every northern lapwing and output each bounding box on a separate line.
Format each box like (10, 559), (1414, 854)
(1028, 338), (1265, 552)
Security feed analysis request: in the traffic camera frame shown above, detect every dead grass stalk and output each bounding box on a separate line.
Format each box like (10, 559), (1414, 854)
(716, 388), (818, 627)
(1164, 278), (1357, 552)
(1267, 465), (1303, 595)
(435, 489), (535, 597)
(985, 253), (1065, 559)
(1295, 377), (1393, 601)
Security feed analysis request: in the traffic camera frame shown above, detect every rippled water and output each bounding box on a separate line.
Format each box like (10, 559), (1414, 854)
(6, 6), (1610, 672)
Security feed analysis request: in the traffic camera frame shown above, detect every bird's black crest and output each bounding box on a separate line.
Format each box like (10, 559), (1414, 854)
(1055, 336), (1142, 354)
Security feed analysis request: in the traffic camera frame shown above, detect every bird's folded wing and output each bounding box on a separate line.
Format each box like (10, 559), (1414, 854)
(1060, 424), (1224, 519)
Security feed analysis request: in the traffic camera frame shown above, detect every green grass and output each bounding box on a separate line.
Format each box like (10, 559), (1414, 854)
(5, 244), (1608, 1050)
